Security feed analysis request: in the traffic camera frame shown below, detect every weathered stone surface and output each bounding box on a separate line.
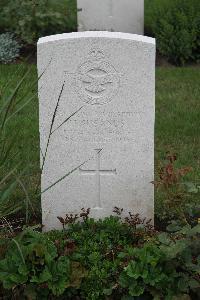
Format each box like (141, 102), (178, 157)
(37, 31), (155, 231)
(77, 0), (144, 34)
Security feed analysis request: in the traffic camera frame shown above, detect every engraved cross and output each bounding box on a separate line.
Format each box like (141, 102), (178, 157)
(79, 149), (116, 208)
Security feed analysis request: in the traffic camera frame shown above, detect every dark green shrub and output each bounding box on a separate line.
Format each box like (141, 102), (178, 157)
(0, 0), (77, 45)
(145, 0), (200, 65)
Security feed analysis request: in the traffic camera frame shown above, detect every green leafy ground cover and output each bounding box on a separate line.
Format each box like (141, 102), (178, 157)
(0, 212), (200, 299)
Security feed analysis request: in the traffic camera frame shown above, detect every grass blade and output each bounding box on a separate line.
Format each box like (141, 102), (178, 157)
(12, 238), (25, 264)
(0, 68), (31, 129)
(41, 150), (102, 195)
(51, 105), (84, 135)
(0, 165), (19, 185)
(1, 63), (27, 94)
(41, 160), (88, 194)
(5, 92), (37, 125)
(14, 173), (35, 224)
(41, 82), (65, 172)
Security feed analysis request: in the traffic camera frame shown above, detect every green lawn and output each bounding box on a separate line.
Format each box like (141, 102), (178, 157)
(155, 67), (200, 177)
(0, 64), (200, 219)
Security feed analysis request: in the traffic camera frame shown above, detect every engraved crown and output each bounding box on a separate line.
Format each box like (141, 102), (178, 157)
(89, 49), (105, 61)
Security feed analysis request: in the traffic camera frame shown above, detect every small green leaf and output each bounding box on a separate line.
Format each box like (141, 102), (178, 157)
(184, 182), (199, 194)
(103, 288), (113, 296)
(188, 279), (200, 289)
(158, 233), (171, 245)
(129, 283), (144, 296)
(166, 221), (182, 232)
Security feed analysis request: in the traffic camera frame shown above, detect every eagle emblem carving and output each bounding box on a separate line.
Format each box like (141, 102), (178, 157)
(74, 50), (120, 105)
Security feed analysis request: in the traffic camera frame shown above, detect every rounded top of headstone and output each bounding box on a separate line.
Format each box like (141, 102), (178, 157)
(38, 31), (155, 46)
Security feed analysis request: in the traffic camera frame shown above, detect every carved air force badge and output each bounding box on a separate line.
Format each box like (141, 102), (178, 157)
(74, 50), (120, 105)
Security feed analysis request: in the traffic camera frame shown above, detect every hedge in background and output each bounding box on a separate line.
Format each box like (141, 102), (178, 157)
(0, 0), (77, 45)
(145, 0), (200, 65)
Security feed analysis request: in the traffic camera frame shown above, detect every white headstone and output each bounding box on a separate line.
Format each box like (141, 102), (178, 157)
(37, 32), (155, 231)
(77, 0), (144, 34)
